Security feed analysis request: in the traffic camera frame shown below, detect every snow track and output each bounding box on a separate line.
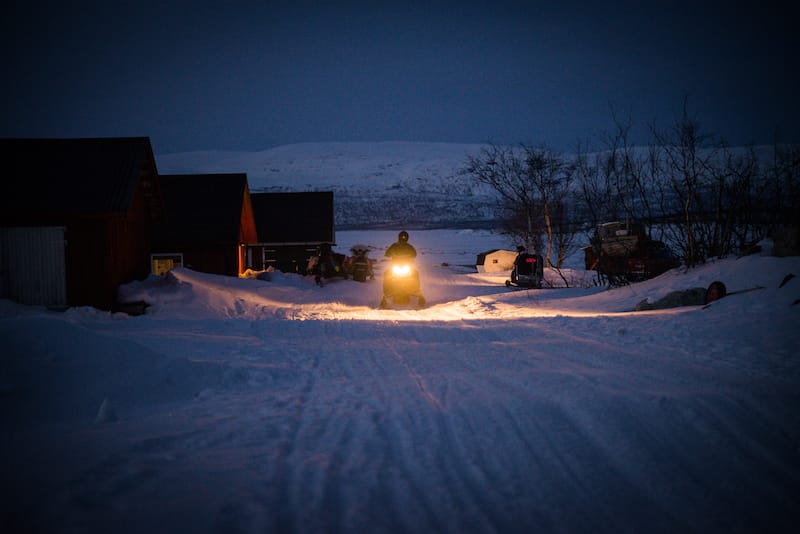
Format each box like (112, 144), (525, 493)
(2, 244), (799, 533)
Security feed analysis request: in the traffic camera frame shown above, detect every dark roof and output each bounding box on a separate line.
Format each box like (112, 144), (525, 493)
(251, 191), (334, 244)
(155, 173), (251, 246)
(0, 137), (160, 217)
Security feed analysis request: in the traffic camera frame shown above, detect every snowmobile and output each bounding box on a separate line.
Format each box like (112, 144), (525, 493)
(505, 248), (544, 289)
(582, 221), (680, 286)
(346, 245), (374, 282)
(307, 244), (348, 286)
(380, 258), (426, 308)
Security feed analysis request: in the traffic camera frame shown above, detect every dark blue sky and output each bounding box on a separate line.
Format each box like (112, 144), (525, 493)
(3, 1), (797, 154)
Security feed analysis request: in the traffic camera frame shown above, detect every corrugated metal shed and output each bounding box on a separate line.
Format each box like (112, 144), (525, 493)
(0, 227), (67, 306)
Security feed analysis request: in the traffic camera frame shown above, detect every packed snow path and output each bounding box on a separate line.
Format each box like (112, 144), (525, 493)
(2, 240), (799, 533)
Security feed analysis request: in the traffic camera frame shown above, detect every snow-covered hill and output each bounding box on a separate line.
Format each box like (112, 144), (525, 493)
(156, 142), (500, 228)
(156, 141), (793, 230)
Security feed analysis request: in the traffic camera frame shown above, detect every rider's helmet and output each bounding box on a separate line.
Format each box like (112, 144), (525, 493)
(398, 230), (409, 243)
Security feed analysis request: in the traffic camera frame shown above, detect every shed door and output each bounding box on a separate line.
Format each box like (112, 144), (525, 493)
(0, 226), (67, 307)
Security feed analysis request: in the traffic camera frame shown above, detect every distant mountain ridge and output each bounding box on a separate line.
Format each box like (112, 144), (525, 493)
(156, 142), (501, 229)
(156, 141), (789, 230)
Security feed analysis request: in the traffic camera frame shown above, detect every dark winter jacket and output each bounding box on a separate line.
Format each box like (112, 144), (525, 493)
(385, 241), (417, 259)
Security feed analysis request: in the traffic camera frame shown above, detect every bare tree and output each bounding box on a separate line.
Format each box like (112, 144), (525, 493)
(551, 197), (579, 268)
(770, 143), (800, 228)
(574, 143), (612, 231)
(720, 146), (762, 254)
(575, 116), (657, 236)
(521, 145), (575, 267)
(465, 144), (575, 267)
(766, 143), (800, 255)
(651, 101), (720, 266)
(468, 103), (797, 272)
(464, 144), (542, 252)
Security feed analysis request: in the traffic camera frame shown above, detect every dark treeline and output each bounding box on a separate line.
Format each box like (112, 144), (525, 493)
(464, 107), (800, 269)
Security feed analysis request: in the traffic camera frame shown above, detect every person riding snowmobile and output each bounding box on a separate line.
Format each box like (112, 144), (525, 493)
(381, 231), (425, 308)
(385, 230), (417, 259)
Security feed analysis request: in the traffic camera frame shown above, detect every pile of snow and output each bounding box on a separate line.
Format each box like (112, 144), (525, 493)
(2, 230), (799, 533)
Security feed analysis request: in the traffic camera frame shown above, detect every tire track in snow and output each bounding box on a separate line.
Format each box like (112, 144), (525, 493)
(380, 336), (444, 413)
(257, 321), (429, 532)
(381, 320), (676, 530)
(364, 322), (577, 530)
(262, 321), (490, 531)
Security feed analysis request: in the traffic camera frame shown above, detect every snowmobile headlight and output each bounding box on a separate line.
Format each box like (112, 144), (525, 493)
(391, 264), (411, 277)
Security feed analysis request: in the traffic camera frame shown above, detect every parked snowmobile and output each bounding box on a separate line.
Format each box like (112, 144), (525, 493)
(583, 221), (680, 286)
(307, 244), (348, 286)
(505, 247), (544, 289)
(346, 244), (374, 282)
(380, 257), (425, 308)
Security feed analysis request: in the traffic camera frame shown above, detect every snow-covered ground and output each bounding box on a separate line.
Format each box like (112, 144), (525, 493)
(2, 229), (799, 533)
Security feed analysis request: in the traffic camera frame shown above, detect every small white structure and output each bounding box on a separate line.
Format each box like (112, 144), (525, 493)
(476, 249), (517, 273)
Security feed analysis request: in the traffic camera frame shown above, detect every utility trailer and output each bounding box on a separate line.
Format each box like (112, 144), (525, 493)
(583, 221), (680, 285)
